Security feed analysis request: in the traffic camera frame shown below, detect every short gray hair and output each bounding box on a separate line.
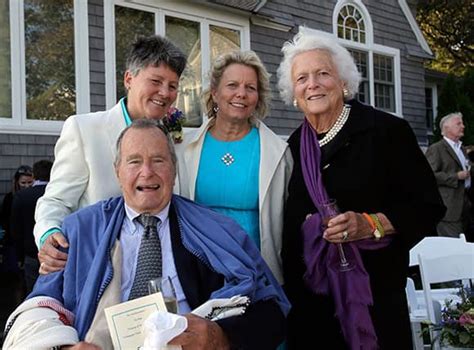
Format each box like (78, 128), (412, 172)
(202, 50), (271, 121)
(277, 31), (361, 105)
(440, 112), (463, 135)
(114, 119), (177, 172)
(126, 35), (187, 78)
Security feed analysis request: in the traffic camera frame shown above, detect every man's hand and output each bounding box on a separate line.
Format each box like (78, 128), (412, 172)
(457, 170), (470, 180)
(168, 314), (230, 350)
(61, 341), (101, 349)
(38, 232), (69, 274)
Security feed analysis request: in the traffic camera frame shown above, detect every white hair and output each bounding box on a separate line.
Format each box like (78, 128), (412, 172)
(440, 112), (463, 136)
(277, 31), (361, 105)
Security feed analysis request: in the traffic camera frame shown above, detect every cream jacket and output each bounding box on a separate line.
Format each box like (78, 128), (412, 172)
(175, 118), (293, 284)
(34, 103), (126, 246)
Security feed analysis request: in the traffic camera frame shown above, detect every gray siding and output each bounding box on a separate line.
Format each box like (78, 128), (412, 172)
(0, 134), (57, 204)
(89, 0), (106, 112)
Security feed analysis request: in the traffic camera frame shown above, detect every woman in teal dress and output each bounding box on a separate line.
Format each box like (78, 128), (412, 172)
(176, 50), (293, 284)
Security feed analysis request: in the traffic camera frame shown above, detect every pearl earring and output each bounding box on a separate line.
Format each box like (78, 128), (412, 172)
(293, 99), (298, 108)
(213, 105), (219, 114)
(343, 88), (349, 99)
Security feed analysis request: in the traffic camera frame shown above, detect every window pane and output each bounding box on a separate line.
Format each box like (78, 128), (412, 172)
(337, 24), (344, 38)
(358, 81), (370, 104)
(425, 87), (434, 130)
(115, 5), (154, 101)
(210, 25), (240, 63)
(349, 49), (370, 104)
(0, 0), (11, 119)
(25, 0), (75, 120)
(374, 54), (394, 112)
(346, 18), (357, 31)
(374, 83), (394, 112)
(166, 16), (202, 127)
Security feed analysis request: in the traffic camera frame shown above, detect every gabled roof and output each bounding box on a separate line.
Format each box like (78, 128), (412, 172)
(398, 0), (433, 56)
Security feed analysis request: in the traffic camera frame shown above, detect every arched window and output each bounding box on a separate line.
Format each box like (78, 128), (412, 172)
(337, 4), (365, 43)
(328, 1), (401, 114)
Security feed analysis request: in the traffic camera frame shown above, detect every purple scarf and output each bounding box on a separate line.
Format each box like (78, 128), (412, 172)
(300, 118), (391, 349)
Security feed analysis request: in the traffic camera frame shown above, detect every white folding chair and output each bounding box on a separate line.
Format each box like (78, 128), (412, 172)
(406, 234), (471, 349)
(418, 252), (474, 350)
(409, 233), (468, 267)
(406, 277), (427, 350)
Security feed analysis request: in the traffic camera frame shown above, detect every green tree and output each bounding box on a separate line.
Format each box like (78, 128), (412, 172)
(24, 0), (75, 120)
(434, 69), (474, 145)
(417, 0), (473, 76)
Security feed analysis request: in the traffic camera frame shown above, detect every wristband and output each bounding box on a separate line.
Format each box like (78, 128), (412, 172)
(369, 214), (385, 240)
(39, 227), (62, 247)
(362, 213), (382, 240)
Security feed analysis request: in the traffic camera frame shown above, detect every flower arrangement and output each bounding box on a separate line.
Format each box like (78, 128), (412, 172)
(424, 285), (474, 348)
(163, 107), (185, 144)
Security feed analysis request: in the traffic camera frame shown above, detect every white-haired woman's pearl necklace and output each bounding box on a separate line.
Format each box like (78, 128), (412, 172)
(318, 105), (351, 147)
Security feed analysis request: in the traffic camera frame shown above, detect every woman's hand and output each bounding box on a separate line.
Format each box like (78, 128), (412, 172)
(38, 232), (69, 274)
(323, 211), (373, 243)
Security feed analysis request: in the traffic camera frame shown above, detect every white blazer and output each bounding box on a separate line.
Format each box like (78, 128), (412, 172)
(34, 103), (126, 245)
(175, 118), (293, 284)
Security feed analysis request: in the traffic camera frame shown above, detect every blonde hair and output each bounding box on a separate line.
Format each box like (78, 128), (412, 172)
(202, 50), (271, 121)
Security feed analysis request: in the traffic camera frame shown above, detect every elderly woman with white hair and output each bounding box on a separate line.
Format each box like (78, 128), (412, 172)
(277, 31), (445, 349)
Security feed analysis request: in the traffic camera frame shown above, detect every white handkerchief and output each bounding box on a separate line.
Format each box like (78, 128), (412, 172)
(142, 295), (250, 349)
(192, 295), (250, 321)
(142, 311), (187, 350)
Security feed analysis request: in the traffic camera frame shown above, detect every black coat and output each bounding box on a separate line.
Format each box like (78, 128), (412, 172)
(282, 100), (446, 349)
(11, 185), (46, 261)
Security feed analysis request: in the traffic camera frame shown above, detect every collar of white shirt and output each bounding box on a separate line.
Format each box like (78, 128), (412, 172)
(124, 203), (170, 233)
(444, 136), (463, 151)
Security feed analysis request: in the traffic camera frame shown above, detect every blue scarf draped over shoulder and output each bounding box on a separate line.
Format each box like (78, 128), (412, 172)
(173, 195), (290, 315)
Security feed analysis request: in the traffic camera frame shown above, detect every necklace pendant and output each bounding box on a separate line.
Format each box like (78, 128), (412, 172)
(221, 152), (235, 166)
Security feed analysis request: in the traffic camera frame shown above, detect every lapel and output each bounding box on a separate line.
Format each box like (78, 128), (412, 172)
(183, 120), (212, 199)
(105, 103), (127, 160)
(441, 139), (463, 168)
(168, 203), (202, 308)
(258, 120), (288, 209)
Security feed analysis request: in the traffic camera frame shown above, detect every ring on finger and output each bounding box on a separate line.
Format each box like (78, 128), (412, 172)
(342, 231), (349, 241)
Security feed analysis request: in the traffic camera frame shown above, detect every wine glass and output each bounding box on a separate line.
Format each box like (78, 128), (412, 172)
(320, 199), (353, 272)
(148, 276), (178, 314)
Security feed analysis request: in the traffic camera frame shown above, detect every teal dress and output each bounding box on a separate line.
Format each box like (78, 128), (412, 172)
(195, 127), (261, 249)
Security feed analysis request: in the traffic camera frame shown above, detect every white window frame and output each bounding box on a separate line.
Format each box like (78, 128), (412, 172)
(425, 82), (438, 135)
(301, 0), (402, 116)
(104, 0), (250, 125)
(1, 0), (89, 135)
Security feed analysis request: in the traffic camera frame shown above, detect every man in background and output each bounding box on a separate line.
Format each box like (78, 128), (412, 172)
(425, 112), (472, 237)
(11, 160), (53, 294)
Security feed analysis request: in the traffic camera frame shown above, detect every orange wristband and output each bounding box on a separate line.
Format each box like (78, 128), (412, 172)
(362, 212), (376, 230)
